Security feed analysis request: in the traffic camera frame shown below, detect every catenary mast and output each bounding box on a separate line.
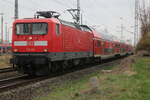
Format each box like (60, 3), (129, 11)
(134, 0), (139, 46)
(15, 0), (19, 19)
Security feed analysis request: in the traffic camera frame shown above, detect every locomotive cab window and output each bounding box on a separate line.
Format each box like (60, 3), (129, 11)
(32, 23), (47, 35)
(16, 23), (31, 35)
(56, 24), (60, 35)
(15, 23), (47, 35)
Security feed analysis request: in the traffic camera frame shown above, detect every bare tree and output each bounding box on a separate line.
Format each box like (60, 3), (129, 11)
(139, 5), (150, 36)
(137, 4), (150, 52)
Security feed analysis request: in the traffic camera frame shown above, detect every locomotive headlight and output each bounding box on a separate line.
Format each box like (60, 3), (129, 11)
(44, 49), (48, 52)
(14, 49), (18, 52)
(29, 37), (32, 40)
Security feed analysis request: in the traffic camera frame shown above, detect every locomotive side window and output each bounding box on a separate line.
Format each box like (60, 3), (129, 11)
(56, 24), (60, 35)
(115, 44), (120, 48)
(97, 40), (101, 47)
(80, 26), (92, 33)
(60, 20), (76, 29)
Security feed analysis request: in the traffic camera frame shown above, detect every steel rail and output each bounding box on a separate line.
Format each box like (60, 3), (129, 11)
(0, 67), (15, 74)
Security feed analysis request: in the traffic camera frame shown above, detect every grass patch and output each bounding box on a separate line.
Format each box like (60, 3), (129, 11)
(35, 57), (150, 100)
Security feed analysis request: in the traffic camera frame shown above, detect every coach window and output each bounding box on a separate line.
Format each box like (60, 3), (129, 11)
(56, 24), (60, 35)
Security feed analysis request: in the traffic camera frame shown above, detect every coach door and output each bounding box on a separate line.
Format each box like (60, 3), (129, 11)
(100, 40), (104, 55)
(94, 39), (103, 57)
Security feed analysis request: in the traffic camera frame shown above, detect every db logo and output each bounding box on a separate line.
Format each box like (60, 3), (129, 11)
(27, 41), (34, 46)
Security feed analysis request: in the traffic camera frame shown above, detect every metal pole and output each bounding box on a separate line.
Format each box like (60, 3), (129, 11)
(15, 0), (18, 19)
(5, 23), (8, 43)
(121, 24), (123, 42)
(121, 18), (123, 41)
(134, 0), (139, 47)
(77, 0), (80, 24)
(8, 27), (12, 43)
(8, 28), (10, 44)
(120, 17), (124, 42)
(81, 13), (83, 25)
(0, 13), (4, 43)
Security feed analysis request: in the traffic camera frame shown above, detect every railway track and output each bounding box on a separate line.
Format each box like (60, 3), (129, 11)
(0, 57), (124, 92)
(0, 67), (15, 74)
(0, 75), (27, 85)
(0, 75), (45, 92)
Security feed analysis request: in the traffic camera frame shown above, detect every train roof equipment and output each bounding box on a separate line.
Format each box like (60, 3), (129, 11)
(35, 11), (61, 19)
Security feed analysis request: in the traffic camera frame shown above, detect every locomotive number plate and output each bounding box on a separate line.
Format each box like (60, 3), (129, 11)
(26, 48), (35, 51)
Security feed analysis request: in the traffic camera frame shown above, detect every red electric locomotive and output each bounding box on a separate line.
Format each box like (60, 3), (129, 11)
(11, 11), (133, 75)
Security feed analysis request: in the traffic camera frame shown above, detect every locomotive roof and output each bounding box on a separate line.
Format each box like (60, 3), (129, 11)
(59, 19), (93, 32)
(14, 18), (93, 33)
(90, 28), (117, 42)
(14, 18), (61, 24)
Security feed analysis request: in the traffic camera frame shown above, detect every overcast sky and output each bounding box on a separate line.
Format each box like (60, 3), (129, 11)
(0, 0), (143, 44)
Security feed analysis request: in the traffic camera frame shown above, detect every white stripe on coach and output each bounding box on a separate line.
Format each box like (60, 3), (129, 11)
(14, 41), (27, 46)
(34, 41), (48, 46)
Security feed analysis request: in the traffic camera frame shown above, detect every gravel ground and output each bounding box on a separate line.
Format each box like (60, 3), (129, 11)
(0, 60), (120, 100)
(0, 71), (20, 80)
(0, 54), (11, 69)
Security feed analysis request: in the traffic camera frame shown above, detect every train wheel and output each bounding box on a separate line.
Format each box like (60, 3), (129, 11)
(16, 65), (25, 74)
(51, 62), (59, 72)
(79, 58), (85, 66)
(26, 64), (36, 76)
(68, 60), (73, 68)
(73, 59), (80, 66)
(95, 57), (101, 63)
(62, 61), (69, 69)
(34, 64), (51, 76)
